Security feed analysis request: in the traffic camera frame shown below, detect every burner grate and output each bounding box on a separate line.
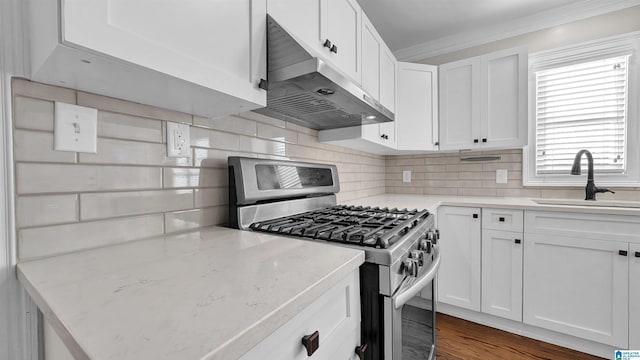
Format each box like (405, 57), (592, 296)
(249, 205), (430, 248)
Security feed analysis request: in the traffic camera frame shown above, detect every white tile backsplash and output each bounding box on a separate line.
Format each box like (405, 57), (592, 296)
(80, 190), (194, 220)
(19, 215), (164, 260)
(12, 79), (385, 260)
(16, 195), (78, 228)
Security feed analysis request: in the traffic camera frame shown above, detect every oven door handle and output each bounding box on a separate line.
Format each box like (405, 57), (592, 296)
(393, 251), (441, 310)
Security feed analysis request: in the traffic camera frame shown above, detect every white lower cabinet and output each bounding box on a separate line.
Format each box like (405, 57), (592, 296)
(480, 208), (523, 322)
(436, 206), (481, 311)
(240, 270), (361, 360)
(481, 229), (522, 322)
(523, 233), (628, 348)
(630, 243), (640, 349)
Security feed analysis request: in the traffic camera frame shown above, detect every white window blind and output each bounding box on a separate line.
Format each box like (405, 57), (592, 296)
(535, 55), (629, 175)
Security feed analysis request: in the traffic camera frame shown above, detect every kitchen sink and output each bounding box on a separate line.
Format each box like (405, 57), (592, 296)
(532, 198), (640, 208)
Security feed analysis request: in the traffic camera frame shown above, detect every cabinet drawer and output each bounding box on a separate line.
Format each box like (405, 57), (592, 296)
(525, 211), (640, 242)
(482, 208), (523, 232)
(239, 270), (360, 360)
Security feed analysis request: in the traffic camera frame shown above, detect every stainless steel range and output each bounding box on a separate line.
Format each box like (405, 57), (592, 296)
(228, 157), (440, 360)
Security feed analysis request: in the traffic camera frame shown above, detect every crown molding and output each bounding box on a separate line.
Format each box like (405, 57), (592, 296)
(394, 0), (640, 62)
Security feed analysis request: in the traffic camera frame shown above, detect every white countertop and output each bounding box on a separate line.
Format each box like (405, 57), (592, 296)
(342, 194), (640, 216)
(17, 226), (364, 360)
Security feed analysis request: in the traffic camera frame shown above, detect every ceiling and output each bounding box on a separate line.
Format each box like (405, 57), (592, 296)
(356, 0), (640, 61)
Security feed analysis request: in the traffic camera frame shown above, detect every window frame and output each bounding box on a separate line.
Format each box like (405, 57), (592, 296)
(523, 32), (640, 187)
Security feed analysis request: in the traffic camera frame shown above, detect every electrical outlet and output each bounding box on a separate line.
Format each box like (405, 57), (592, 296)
(402, 170), (412, 183)
(167, 122), (191, 157)
(496, 169), (508, 184)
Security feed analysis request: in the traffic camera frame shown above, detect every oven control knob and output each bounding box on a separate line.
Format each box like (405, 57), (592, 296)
(403, 258), (419, 277)
(411, 250), (424, 266)
(427, 230), (438, 244)
(420, 239), (432, 253)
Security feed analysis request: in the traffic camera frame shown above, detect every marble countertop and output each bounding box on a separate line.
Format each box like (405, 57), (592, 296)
(17, 226), (364, 360)
(342, 194), (640, 216)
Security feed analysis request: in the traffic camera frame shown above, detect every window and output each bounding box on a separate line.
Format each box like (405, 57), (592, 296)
(535, 55), (629, 175)
(524, 32), (640, 186)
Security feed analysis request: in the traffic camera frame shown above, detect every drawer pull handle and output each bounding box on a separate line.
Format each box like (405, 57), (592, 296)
(472, 214), (478, 219)
(482, 138), (487, 143)
(635, 251), (640, 258)
(619, 250), (628, 256)
(515, 239), (521, 244)
(330, 44), (338, 53)
(473, 139), (479, 143)
(323, 39), (332, 49)
(355, 343), (368, 360)
(498, 217), (505, 222)
(301, 331), (320, 356)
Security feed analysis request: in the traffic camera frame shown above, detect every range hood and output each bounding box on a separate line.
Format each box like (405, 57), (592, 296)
(253, 16), (394, 131)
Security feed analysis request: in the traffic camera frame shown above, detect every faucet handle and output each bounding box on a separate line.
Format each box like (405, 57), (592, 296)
(596, 187), (615, 194)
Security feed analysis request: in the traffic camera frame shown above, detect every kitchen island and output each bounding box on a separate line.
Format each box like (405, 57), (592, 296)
(17, 226), (364, 360)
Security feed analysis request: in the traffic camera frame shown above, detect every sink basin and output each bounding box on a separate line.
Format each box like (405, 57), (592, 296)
(533, 198), (640, 208)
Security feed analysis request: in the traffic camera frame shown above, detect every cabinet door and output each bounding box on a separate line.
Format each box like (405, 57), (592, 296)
(361, 13), (380, 101)
(481, 229), (522, 322)
(631, 243), (640, 349)
(267, 0), (322, 55)
(239, 271), (360, 360)
(320, 0), (361, 83)
(396, 62), (439, 151)
(379, 46), (396, 113)
(439, 57), (481, 151)
(63, 0), (266, 108)
(523, 234), (629, 348)
(481, 48), (527, 148)
(437, 206), (481, 311)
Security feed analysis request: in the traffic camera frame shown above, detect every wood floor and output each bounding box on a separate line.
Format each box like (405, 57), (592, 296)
(436, 313), (606, 360)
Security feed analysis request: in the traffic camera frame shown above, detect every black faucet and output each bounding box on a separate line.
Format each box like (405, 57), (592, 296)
(570, 149), (615, 200)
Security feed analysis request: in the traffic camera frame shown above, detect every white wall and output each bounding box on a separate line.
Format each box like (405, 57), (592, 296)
(0, 1), (37, 359)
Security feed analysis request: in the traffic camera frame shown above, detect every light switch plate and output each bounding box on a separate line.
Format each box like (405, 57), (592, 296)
(402, 170), (412, 183)
(166, 122), (191, 157)
(496, 169), (508, 184)
(54, 102), (97, 153)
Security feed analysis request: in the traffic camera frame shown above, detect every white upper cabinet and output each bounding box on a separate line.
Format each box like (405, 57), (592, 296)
(481, 48), (528, 149)
(380, 47), (397, 114)
(396, 62), (438, 151)
(439, 57), (481, 150)
(28, 0), (267, 118)
(267, 0), (361, 84)
(361, 13), (381, 104)
(439, 47), (527, 151)
(321, 0), (362, 84)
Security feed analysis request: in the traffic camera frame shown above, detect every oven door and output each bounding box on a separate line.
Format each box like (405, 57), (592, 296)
(384, 251), (440, 360)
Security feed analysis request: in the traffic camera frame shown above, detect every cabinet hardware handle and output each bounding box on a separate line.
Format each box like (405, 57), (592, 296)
(619, 250), (628, 256)
(323, 39), (332, 49)
(301, 331), (320, 356)
(482, 138), (487, 143)
(635, 251), (640, 258)
(380, 134), (389, 140)
(473, 139), (479, 143)
(355, 343), (368, 360)
(330, 44), (338, 53)
(472, 214), (478, 219)
(258, 78), (268, 90)
(434, 141), (439, 146)
(498, 217), (505, 222)
(515, 239), (521, 244)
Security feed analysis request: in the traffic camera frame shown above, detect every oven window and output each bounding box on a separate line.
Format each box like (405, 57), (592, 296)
(255, 165), (334, 190)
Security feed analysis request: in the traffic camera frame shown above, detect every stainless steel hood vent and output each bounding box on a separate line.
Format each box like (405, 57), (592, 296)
(253, 16), (394, 131)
